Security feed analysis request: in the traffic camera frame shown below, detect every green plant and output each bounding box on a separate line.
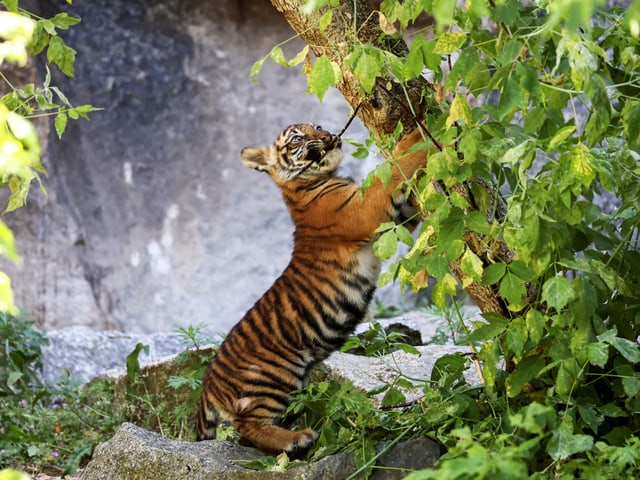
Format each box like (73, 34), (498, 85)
(0, 312), (47, 396)
(117, 325), (218, 442)
(423, 300), (472, 346)
(0, 314), (122, 476)
(254, 0), (640, 476)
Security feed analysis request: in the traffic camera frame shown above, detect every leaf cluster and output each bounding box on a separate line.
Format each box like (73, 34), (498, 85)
(264, 0), (640, 476)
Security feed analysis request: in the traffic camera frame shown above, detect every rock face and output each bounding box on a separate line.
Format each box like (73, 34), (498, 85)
(4, 0), (388, 335)
(41, 325), (188, 383)
(79, 423), (441, 480)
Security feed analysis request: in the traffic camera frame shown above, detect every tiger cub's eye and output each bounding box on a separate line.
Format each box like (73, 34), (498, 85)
(291, 135), (303, 143)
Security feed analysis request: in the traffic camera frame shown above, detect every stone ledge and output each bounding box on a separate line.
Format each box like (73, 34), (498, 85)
(79, 423), (440, 480)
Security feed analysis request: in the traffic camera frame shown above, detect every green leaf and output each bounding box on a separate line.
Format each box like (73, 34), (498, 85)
(431, 353), (467, 390)
(403, 35), (429, 80)
(597, 329), (640, 363)
(547, 418), (594, 461)
(497, 38), (522, 67)
(584, 76), (610, 145)
(250, 56), (267, 83)
(375, 160), (392, 186)
(432, 0), (457, 27)
(396, 224), (414, 248)
(499, 271), (526, 306)
(381, 387), (406, 406)
(29, 21), (50, 55)
(556, 358), (580, 397)
(445, 46), (489, 93)
(27, 444), (40, 457)
(353, 48), (383, 94)
(505, 316), (527, 359)
(622, 100), (640, 149)
(541, 276), (575, 311)
(506, 355), (545, 397)
(47, 35), (76, 78)
(374, 230), (397, 260)
(125, 342), (149, 383)
(0, 220), (19, 262)
(308, 55), (335, 102)
(50, 12), (81, 29)
(491, 0), (523, 26)
(569, 143), (595, 188)
(54, 111), (67, 139)
(468, 313), (509, 342)
(269, 46), (287, 66)
(481, 262), (505, 285)
(497, 72), (526, 120)
(3, 0), (18, 11)
(587, 342), (609, 368)
(525, 309), (546, 345)
(501, 139), (533, 166)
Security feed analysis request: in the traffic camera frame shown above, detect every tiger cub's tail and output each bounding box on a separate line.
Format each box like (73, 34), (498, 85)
(195, 394), (218, 441)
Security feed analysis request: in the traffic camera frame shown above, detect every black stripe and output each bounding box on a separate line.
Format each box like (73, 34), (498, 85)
(334, 189), (359, 212)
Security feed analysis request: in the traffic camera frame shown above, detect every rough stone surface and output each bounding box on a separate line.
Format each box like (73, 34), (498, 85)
(41, 325), (187, 383)
(79, 423), (440, 480)
(325, 345), (480, 405)
(40, 309), (480, 384)
(4, 0), (390, 335)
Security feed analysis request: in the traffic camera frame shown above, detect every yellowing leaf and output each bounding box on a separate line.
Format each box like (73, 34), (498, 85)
(446, 93), (473, 129)
(460, 247), (483, 287)
(319, 10), (333, 33)
(0, 271), (18, 315)
(433, 31), (467, 55)
(570, 143), (595, 188)
(432, 273), (458, 309)
(548, 125), (576, 150)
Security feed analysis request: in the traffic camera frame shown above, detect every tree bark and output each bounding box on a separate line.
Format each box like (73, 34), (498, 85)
(270, 0), (512, 318)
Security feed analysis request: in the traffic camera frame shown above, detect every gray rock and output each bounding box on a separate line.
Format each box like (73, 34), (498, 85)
(79, 423), (439, 480)
(41, 326), (187, 383)
(325, 345), (481, 405)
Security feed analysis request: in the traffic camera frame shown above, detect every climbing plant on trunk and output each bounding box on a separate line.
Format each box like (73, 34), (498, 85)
(260, 0), (640, 476)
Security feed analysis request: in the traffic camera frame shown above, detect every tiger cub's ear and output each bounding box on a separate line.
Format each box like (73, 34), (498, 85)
(241, 146), (272, 172)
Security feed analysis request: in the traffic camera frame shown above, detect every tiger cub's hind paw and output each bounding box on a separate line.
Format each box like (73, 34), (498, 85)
(285, 428), (318, 455)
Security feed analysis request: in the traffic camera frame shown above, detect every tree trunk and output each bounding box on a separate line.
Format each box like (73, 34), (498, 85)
(270, 0), (512, 317)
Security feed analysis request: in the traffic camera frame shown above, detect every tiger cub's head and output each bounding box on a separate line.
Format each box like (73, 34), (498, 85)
(241, 123), (342, 184)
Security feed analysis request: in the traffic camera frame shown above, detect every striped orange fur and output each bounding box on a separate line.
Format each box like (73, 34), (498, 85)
(196, 123), (426, 453)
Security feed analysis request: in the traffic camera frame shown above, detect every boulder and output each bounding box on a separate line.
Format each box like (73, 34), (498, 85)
(79, 423), (440, 480)
(325, 345), (480, 405)
(41, 325), (188, 384)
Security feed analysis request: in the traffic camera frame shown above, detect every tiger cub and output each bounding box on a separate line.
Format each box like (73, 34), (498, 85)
(196, 123), (426, 454)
